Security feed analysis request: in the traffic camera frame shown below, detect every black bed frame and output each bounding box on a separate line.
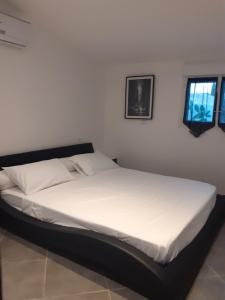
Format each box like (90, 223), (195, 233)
(0, 143), (224, 300)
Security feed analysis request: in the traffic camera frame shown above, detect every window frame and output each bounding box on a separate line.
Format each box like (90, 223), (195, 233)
(218, 77), (225, 132)
(183, 76), (218, 137)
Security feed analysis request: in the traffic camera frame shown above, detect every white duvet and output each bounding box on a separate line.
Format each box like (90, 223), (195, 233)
(1, 168), (216, 263)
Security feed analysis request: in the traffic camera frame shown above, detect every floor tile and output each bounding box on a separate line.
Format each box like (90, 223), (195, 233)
(45, 253), (107, 297)
(196, 263), (218, 279)
(2, 260), (45, 300)
(187, 276), (225, 300)
(75, 292), (110, 300)
(110, 288), (148, 300)
(32, 291), (110, 300)
(1, 232), (46, 262)
(205, 245), (225, 277)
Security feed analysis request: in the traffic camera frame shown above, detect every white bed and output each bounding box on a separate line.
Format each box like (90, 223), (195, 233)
(1, 168), (216, 264)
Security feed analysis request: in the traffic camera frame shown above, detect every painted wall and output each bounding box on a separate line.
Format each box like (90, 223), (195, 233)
(0, 4), (103, 155)
(103, 61), (225, 194)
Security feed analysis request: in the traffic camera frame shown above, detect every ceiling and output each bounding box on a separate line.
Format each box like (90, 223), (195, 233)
(10, 0), (225, 63)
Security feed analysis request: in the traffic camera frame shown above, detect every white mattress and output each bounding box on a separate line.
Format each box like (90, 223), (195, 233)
(1, 168), (216, 263)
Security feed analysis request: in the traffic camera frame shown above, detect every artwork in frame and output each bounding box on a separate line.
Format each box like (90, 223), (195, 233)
(125, 75), (155, 119)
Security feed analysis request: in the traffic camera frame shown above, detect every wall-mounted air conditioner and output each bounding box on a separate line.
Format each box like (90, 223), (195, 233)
(0, 12), (30, 47)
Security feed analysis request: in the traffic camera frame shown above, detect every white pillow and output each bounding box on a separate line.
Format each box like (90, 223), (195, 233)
(70, 151), (119, 176)
(0, 170), (16, 191)
(3, 159), (73, 195)
(59, 157), (75, 172)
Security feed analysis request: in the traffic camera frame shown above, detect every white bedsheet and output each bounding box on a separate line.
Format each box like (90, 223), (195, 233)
(1, 168), (216, 263)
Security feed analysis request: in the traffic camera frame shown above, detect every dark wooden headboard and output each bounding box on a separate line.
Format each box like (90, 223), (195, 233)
(0, 143), (94, 170)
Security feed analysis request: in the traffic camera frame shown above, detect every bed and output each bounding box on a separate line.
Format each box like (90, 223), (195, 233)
(0, 143), (224, 300)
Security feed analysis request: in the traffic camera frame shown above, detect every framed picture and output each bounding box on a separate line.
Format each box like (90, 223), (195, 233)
(125, 75), (155, 119)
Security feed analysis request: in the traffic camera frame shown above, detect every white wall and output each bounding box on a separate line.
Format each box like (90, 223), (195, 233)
(0, 1), (104, 155)
(103, 61), (225, 194)
(0, 23), (104, 155)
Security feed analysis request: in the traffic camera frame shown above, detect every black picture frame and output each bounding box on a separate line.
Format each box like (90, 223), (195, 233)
(125, 75), (155, 119)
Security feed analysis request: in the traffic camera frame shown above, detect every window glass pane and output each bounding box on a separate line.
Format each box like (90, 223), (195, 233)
(186, 80), (217, 123)
(219, 79), (225, 124)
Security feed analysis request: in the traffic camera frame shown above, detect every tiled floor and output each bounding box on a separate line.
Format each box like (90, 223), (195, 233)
(0, 224), (225, 300)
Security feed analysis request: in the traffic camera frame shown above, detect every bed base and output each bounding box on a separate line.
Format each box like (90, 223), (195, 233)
(0, 143), (224, 300)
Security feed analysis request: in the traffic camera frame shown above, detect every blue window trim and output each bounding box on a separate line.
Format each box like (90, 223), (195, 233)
(218, 77), (225, 132)
(183, 77), (218, 137)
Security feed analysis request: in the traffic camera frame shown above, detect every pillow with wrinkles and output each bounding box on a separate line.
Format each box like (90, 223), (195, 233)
(4, 159), (73, 195)
(70, 151), (119, 176)
(0, 170), (15, 191)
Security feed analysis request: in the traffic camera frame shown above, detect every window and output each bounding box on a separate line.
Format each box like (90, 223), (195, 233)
(183, 77), (218, 137)
(218, 77), (225, 131)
